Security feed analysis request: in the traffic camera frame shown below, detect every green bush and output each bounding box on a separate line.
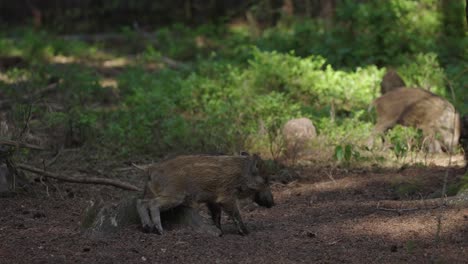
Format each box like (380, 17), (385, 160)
(1, 0), (464, 164)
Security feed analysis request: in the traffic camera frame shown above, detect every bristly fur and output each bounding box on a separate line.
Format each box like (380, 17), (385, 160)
(368, 87), (461, 153)
(136, 154), (274, 235)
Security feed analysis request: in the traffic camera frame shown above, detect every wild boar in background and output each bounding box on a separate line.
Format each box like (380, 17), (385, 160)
(368, 87), (461, 153)
(380, 69), (406, 95)
(136, 154), (274, 235)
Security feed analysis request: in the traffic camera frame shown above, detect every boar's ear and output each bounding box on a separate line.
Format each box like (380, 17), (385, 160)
(240, 151), (250, 156)
(251, 154), (271, 181)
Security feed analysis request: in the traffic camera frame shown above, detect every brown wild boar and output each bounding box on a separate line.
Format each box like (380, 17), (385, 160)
(380, 69), (406, 95)
(368, 87), (461, 153)
(136, 154), (274, 235)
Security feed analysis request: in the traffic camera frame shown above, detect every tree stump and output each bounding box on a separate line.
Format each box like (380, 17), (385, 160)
(81, 196), (221, 237)
(282, 117), (316, 162)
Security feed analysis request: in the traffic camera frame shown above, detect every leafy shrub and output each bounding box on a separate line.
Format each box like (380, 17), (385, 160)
(397, 53), (447, 96)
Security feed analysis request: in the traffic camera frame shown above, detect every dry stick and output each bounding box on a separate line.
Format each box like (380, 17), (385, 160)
(17, 164), (142, 192)
(0, 139), (46, 150)
(45, 148), (63, 168)
(376, 201), (440, 213)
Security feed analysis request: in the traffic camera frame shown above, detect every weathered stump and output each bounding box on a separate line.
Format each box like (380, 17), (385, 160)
(81, 196), (221, 237)
(282, 117), (316, 161)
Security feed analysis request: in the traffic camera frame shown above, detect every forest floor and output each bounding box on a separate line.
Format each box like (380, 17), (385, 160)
(1, 155), (467, 264)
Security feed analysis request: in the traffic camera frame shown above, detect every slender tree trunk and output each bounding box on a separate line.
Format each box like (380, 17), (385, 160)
(319, 0), (335, 28)
(282, 0), (294, 17)
(465, 0), (468, 25)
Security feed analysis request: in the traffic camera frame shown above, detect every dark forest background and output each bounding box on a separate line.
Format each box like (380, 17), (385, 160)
(0, 0), (466, 165)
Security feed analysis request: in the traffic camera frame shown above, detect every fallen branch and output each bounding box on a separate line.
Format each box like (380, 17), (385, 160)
(376, 203), (437, 213)
(0, 139), (46, 150)
(17, 163), (142, 192)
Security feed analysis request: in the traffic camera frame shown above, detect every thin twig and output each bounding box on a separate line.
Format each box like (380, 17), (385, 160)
(45, 148), (63, 168)
(17, 163), (142, 192)
(18, 103), (33, 141)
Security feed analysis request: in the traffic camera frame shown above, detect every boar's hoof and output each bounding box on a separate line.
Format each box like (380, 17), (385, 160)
(238, 227), (249, 236)
(152, 226), (163, 235)
(142, 225), (153, 233)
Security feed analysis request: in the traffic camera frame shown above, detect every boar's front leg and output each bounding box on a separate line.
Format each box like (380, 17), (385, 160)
(136, 198), (164, 234)
(207, 202), (222, 231)
(136, 199), (153, 233)
(147, 199), (164, 235)
(220, 200), (249, 235)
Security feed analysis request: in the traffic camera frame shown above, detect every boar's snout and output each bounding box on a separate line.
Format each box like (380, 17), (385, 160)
(254, 189), (274, 208)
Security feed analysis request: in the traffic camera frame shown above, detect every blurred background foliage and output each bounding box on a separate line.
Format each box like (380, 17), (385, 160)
(0, 0), (466, 161)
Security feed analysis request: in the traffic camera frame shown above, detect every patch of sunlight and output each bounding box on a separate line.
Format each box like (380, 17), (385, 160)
(409, 153), (466, 167)
(278, 177), (364, 198)
(50, 55), (76, 64)
(0, 71), (31, 84)
(102, 57), (130, 68)
(341, 209), (467, 240)
(99, 78), (118, 88)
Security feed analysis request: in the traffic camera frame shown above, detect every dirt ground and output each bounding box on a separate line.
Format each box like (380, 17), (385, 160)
(1, 158), (467, 264)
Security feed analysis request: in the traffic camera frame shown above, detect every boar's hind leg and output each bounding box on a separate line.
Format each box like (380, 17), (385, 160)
(220, 200), (249, 235)
(207, 203), (222, 231)
(136, 199), (153, 233)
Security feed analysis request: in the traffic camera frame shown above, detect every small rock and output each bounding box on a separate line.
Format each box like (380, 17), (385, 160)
(33, 212), (46, 219)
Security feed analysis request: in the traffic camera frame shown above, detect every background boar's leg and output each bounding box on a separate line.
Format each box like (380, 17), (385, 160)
(367, 120), (396, 149)
(425, 136), (442, 153)
(207, 202), (222, 231)
(148, 195), (186, 234)
(136, 199), (153, 233)
(220, 200), (249, 235)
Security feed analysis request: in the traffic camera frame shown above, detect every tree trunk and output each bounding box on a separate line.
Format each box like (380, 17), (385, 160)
(319, 0), (335, 28)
